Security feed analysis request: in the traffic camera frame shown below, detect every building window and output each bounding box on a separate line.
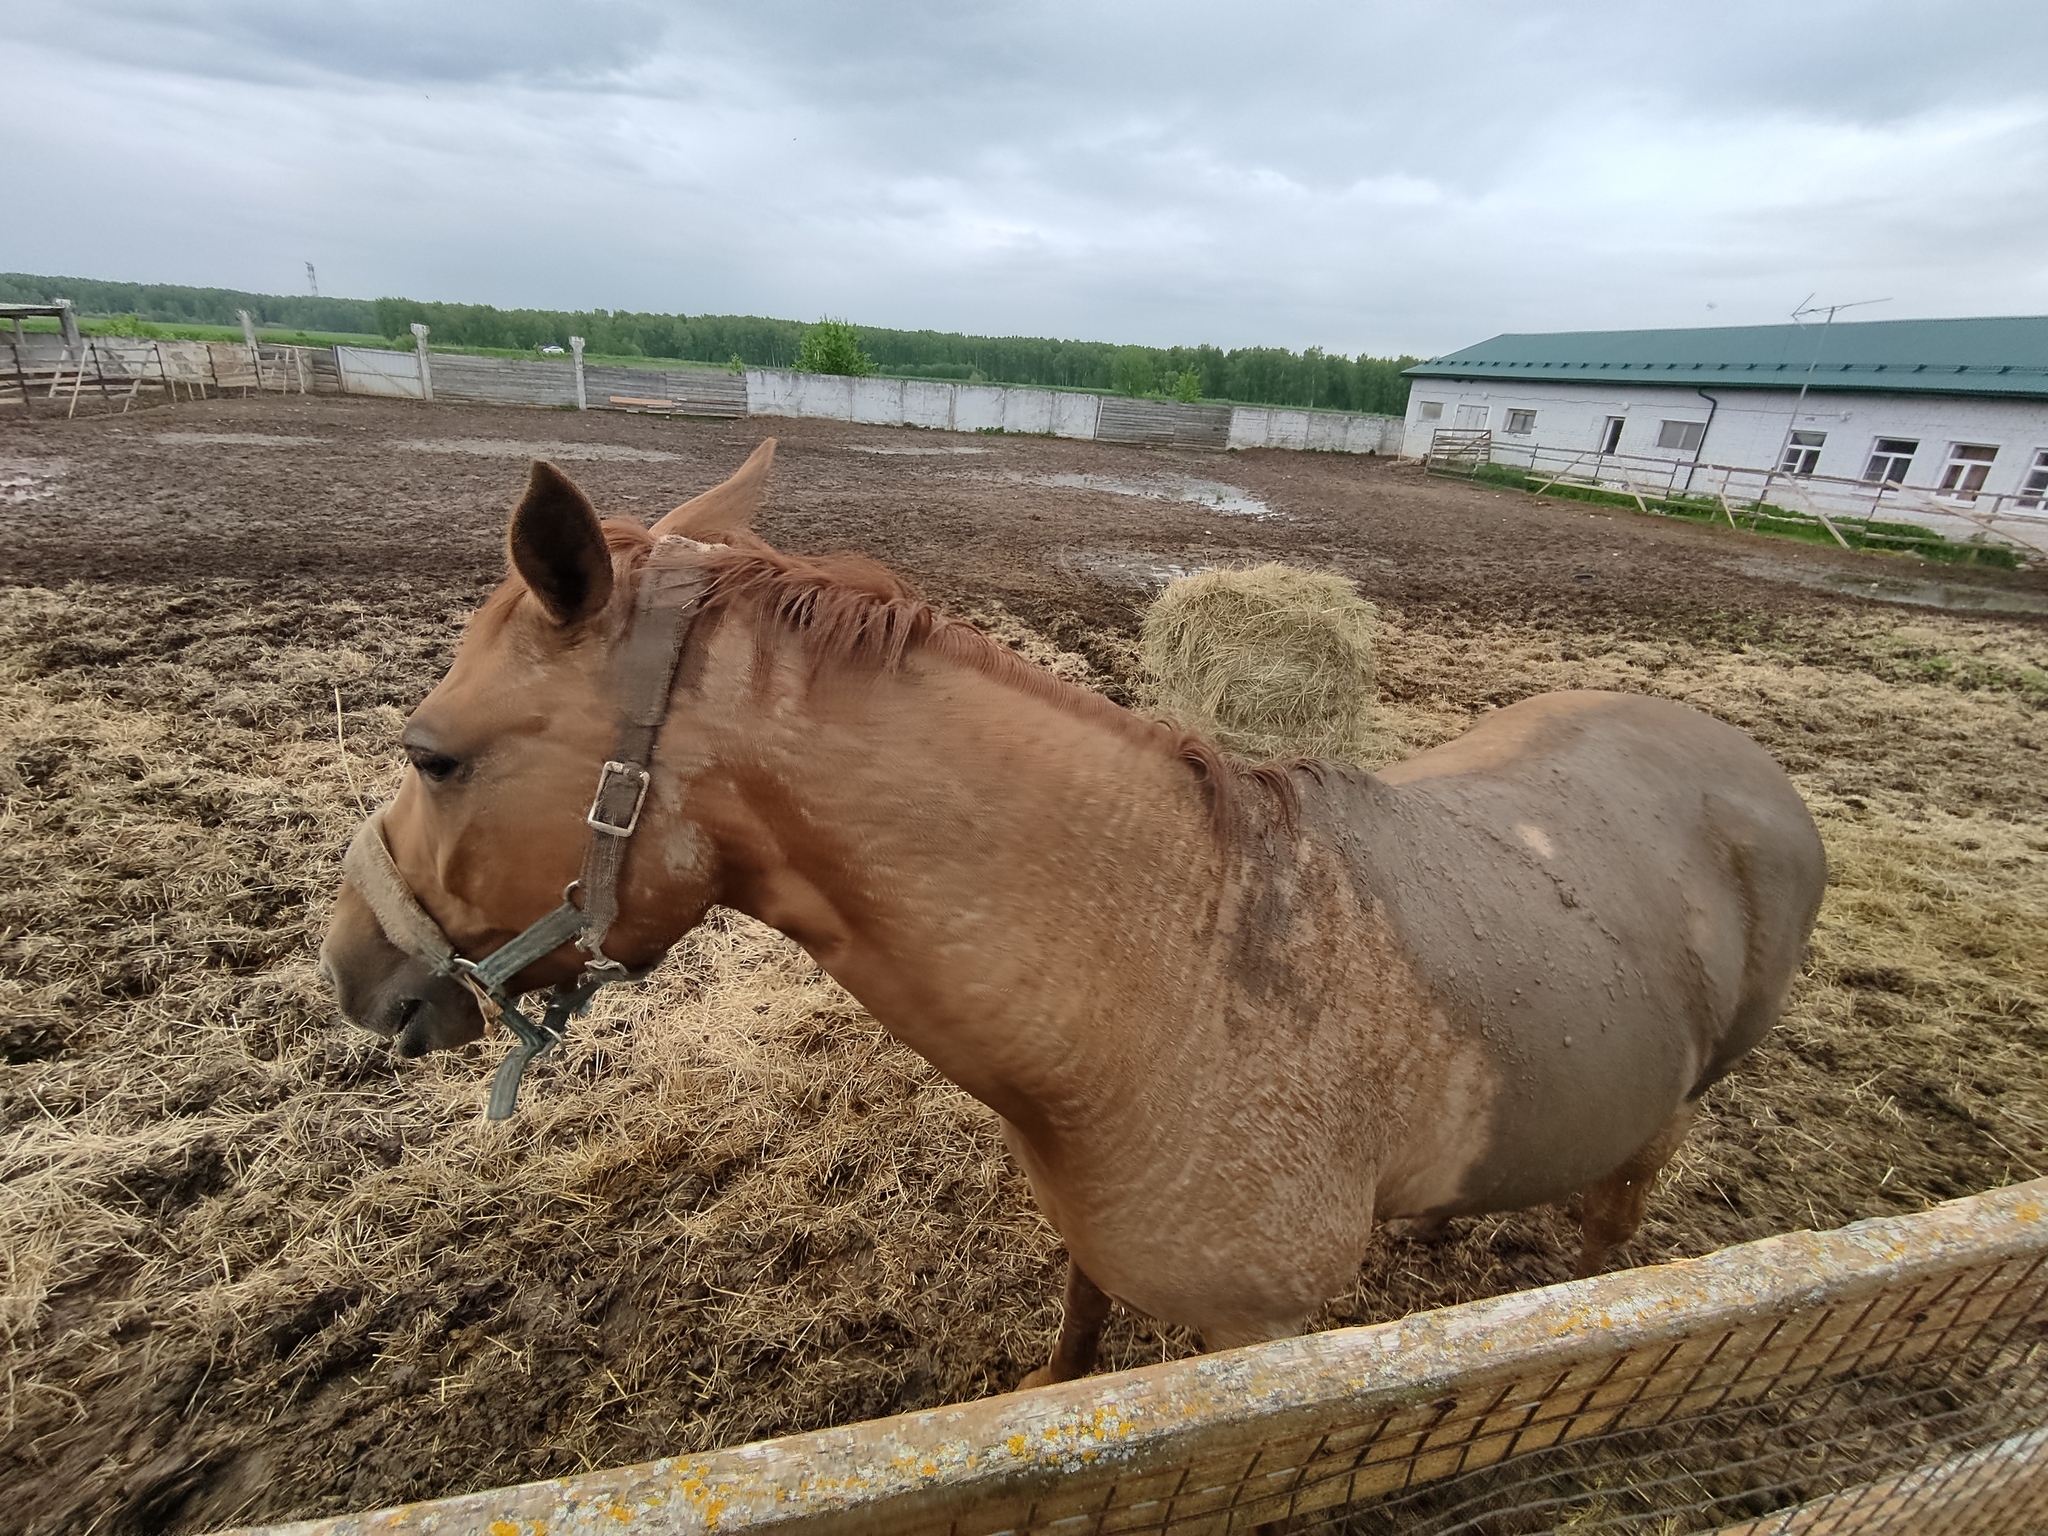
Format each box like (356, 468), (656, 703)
(1504, 409), (1537, 435)
(1938, 443), (1998, 499)
(1599, 416), (1625, 453)
(1417, 401), (1443, 421)
(2018, 449), (2048, 510)
(1780, 430), (1826, 476)
(1863, 437), (1918, 484)
(1656, 420), (1706, 452)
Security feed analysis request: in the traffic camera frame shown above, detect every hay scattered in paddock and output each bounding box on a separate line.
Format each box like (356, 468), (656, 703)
(1, 578), (2044, 1535)
(1139, 563), (1381, 761)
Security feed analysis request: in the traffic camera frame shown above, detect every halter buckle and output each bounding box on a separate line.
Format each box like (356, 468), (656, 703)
(586, 760), (651, 837)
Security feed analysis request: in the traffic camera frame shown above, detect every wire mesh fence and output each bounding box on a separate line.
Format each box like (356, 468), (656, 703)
(1301, 1252), (2047, 1534)
(227, 1180), (2048, 1536)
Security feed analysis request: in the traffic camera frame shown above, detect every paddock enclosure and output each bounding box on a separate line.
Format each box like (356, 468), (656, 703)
(2, 396), (2046, 1534)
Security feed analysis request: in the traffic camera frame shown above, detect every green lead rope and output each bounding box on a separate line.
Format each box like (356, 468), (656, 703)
(486, 979), (601, 1121)
(456, 897), (601, 1121)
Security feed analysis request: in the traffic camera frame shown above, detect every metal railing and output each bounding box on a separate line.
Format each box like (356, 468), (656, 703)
(1427, 437), (2048, 557)
(220, 1179), (2048, 1536)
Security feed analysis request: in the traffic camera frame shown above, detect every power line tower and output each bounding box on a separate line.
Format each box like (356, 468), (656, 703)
(306, 262), (319, 298)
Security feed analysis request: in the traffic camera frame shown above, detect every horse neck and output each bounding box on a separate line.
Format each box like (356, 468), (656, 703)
(688, 616), (1232, 1128)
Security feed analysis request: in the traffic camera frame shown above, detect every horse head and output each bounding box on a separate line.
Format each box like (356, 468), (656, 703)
(319, 440), (777, 1060)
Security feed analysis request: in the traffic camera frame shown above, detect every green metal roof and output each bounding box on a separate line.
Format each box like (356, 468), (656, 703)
(1404, 315), (2048, 398)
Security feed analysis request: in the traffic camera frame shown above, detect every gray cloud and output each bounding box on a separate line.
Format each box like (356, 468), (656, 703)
(27, 0), (675, 85)
(7, 0), (2047, 354)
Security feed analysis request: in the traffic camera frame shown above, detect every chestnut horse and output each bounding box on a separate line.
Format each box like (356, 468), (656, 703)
(321, 442), (1826, 1386)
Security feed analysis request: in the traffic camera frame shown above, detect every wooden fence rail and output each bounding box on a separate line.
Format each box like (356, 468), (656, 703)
(2, 338), (314, 416)
(219, 1180), (2048, 1536)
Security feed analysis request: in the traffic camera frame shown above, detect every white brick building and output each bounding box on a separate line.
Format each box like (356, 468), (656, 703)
(1400, 316), (2048, 508)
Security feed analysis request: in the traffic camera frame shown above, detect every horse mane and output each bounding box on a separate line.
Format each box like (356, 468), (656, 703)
(489, 520), (1300, 838)
(694, 530), (1304, 837)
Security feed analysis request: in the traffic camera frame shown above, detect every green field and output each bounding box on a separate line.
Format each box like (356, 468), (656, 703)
(12, 314), (385, 349)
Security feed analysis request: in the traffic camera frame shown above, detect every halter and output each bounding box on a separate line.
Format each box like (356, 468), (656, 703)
(342, 536), (715, 1119)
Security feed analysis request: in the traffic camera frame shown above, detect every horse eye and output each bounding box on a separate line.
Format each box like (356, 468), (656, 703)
(406, 745), (461, 783)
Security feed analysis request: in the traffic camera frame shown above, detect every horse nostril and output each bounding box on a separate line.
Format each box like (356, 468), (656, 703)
(394, 997), (433, 1057)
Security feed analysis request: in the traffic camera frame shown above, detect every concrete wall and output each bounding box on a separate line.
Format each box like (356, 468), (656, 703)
(1401, 376), (2048, 499)
(209, 345), (1406, 462)
(1230, 406), (1402, 455)
(739, 371), (1398, 454)
(743, 369), (1104, 439)
(330, 348), (751, 416)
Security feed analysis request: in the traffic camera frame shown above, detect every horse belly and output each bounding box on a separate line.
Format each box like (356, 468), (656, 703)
(1368, 698), (1818, 1218)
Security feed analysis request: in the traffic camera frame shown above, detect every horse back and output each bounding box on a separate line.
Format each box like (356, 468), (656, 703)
(1341, 690), (1825, 1216)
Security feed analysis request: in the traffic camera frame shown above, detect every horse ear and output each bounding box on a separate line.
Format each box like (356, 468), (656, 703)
(508, 460), (614, 626)
(650, 437), (776, 541)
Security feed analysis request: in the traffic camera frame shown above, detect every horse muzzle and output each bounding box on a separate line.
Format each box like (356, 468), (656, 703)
(321, 876), (489, 1056)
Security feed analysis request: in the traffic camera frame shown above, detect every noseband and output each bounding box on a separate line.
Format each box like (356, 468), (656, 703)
(342, 536), (715, 1119)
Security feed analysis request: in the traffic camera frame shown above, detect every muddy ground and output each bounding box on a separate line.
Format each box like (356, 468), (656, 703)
(3, 397), (2045, 1534)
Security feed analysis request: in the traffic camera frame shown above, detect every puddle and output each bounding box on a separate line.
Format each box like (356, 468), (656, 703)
(1730, 554), (2048, 615)
(845, 443), (987, 456)
(396, 439), (680, 463)
(1054, 546), (1213, 592)
(984, 470), (1273, 519)
(0, 457), (65, 503)
(157, 433), (322, 447)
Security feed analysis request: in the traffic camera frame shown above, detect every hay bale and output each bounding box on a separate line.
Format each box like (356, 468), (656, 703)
(1140, 563), (1379, 761)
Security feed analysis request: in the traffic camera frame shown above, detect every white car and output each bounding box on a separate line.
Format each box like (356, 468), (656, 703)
(538, 344), (565, 356)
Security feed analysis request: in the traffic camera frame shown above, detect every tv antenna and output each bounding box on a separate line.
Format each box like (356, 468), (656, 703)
(306, 261), (319, 297)
(1766, 295), (1891, 494)
(1792, 294), (1890, 326)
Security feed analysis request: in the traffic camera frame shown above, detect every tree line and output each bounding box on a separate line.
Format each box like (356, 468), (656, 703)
(1, 271), (1418, 414)
(0, 271), (379, 337)
(369, 298), (1418, 413)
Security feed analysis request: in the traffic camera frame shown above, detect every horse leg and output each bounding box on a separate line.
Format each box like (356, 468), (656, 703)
(1574, 1100), (1697, 1279)
(1019, 1260), (1113, 1390)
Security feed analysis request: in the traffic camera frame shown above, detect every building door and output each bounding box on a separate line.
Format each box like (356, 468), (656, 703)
(1599, 416), (1625, 454)
(1454, 403), (1488, 429)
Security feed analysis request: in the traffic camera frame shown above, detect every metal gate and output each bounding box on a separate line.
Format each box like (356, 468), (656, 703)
(333, 345), (428, 400)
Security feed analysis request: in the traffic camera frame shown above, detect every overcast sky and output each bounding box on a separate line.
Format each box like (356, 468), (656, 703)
(8, 1), (2048, 356)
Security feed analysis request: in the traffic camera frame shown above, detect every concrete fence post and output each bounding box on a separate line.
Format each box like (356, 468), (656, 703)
(56, 299), (80, 356)
(570, 336), (586, 410)
(410, 323), (433, 402)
